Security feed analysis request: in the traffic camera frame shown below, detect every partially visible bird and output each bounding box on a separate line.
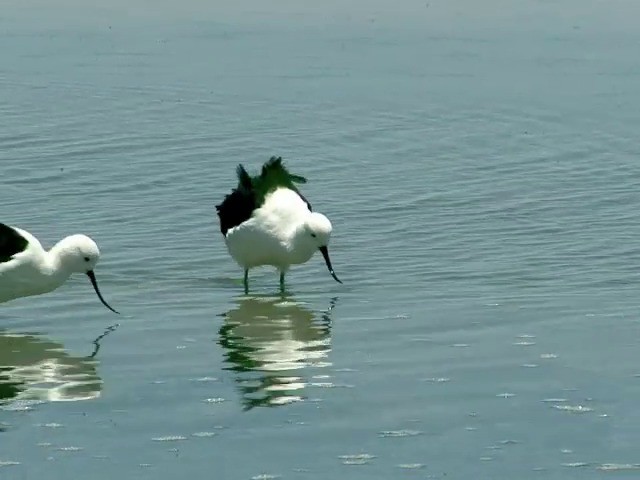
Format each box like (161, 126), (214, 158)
(0, 223), (119, 313)
(216, 156), (342, 293)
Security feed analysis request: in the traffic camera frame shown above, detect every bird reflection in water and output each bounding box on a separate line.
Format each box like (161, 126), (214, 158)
(0, 323), (118, 405)
(219, 296), (337, 410)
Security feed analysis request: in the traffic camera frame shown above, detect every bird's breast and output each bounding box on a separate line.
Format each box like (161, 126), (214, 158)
(225, 222), (291, 268)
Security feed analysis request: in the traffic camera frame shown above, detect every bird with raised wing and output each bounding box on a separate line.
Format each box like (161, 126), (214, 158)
(216, 157), (342, 293)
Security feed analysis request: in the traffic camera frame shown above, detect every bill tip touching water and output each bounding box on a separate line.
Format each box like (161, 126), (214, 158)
(216, 156), (342, 294)
(0, 222), (119, 313)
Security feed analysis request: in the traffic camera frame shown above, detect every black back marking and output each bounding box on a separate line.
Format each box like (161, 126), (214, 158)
(0, 223), (28, 263)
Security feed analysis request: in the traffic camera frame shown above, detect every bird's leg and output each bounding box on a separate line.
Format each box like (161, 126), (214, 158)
(279, 271), (286, 294)
(243, 269), (249, 294)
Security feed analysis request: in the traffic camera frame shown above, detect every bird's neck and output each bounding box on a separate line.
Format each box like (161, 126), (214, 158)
(44, 240), (75, 279)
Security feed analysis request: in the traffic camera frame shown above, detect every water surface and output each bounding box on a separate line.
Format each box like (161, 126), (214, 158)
(2, 1), (640, 478)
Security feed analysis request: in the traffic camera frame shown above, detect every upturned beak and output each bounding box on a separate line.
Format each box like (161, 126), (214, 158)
(319, 246), (342, 284)
(86, 270), (119, 314)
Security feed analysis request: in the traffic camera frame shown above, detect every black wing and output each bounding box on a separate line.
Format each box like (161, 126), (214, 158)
(215, 165), (257, 236)
(0, 223), (28, 263)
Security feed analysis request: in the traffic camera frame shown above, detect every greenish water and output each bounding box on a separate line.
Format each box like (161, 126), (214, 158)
(2, 1), (640, 478)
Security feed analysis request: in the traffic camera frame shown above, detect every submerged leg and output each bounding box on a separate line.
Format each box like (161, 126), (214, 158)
(243, 269), (249, 294)
(279, 271), (286, 293)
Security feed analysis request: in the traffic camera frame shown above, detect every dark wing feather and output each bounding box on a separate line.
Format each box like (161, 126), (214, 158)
(215, 165), (257, 236)
(236, 164), (253, 191)
(0, 223), (28, 263)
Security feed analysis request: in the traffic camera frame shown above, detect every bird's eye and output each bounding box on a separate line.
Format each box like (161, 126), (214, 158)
(84, 256), (90, 262)
(311, 233), (317, 238)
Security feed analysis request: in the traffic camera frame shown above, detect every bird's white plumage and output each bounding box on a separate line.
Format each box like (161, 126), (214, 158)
(0, 227), (105, 305)
(224, 188), (332, 271)
(0, 228), (62, 303)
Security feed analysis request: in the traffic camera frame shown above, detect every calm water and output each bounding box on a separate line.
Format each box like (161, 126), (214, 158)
(2, 1), (640, 478)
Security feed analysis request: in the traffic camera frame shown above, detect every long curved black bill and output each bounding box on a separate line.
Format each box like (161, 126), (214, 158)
(86, 270), (119, 314)
(319, 246), (342, 284)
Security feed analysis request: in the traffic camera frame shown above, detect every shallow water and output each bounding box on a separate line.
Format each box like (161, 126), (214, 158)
(2, 1), (640, 478)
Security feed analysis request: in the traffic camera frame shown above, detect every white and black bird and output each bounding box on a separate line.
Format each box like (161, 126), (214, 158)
(216, 157), (342, 293)
(0, 223), (118, 313)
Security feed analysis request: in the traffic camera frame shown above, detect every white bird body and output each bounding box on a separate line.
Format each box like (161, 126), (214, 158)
(0, 223), (118, 313)
(225, 188), (316, 270)
(0, 227), (70, 303)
